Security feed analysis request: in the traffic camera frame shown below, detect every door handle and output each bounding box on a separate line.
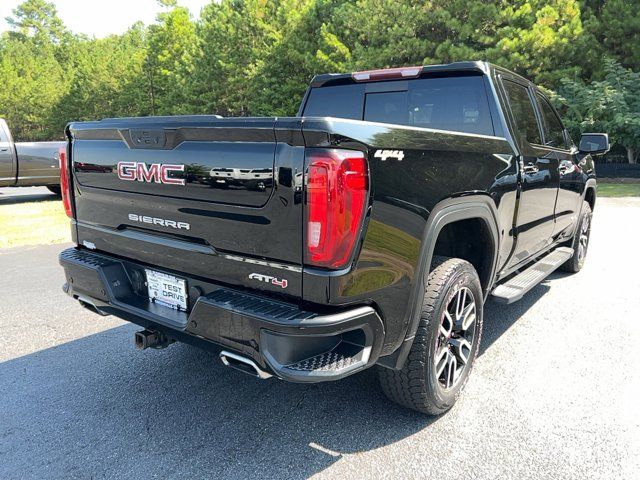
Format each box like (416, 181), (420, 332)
(0, 147), (8, 152)
(523, 162), (539, 174)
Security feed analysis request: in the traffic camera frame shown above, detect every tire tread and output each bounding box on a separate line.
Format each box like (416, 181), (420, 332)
(377, 257), (482, 415)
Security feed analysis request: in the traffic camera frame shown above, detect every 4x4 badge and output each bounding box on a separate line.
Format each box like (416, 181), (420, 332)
(374, 149), (404, 162)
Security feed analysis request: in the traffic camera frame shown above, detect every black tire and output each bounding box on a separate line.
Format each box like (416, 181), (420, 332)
(47, 185), (61, 196)
(377, 257), (483, 415)
(560, 201), (592, 273)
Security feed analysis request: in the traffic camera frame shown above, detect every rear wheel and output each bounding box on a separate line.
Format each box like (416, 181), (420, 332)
(560, 201), (592, 273)
(377, 257), (483, 415)
(47, 185), (61, 196)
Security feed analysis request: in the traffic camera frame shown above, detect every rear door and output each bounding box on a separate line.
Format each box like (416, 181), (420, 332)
(0, 120), (16, 186)
(69, 116), (305, 297)
(13, 142), (62, 185)
(535, 91), (583, 240)
(501, 78), (560, 267)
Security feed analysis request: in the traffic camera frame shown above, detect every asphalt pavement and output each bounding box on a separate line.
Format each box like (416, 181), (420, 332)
(1, 196), (639, 479)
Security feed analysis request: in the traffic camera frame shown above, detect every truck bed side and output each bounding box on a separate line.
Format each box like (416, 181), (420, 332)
(299, 117), (516, 355)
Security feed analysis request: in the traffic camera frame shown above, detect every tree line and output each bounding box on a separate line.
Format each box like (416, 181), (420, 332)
(0, 0), (638, 162)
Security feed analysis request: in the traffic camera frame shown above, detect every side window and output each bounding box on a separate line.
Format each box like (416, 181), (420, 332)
(0, 124), (8, 143)
(537, 93), (567, 149)
(502, 80), (542, 145)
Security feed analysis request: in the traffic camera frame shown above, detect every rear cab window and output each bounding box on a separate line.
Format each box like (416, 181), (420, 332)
(502, 79), (542, 146)
(302, 75), (495, 136)
(536, 92), (568, 149)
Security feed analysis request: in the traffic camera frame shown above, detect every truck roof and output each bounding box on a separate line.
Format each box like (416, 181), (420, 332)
(310, 61), (528, 88)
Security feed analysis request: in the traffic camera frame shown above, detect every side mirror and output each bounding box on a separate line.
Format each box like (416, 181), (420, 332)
(579, 133), (610, 155)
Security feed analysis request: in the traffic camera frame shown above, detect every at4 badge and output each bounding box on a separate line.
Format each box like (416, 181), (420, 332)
(248, 273), (288, 289)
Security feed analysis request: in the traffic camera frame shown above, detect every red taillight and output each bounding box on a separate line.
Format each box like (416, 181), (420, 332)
(352, 66), (422, 82)
(59, 146), (73, 218)
(305, 149), (368, 269)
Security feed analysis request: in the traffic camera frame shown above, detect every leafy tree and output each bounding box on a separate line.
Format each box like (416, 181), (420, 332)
(52, 24), (152, 125)
(187, 0), (284, 116)
(145, 1), (197, 115)
(486, 0), (585, 86)
(0, 0), (71, 140)
(4, 0), (69, 46)
(555, 60), (640, 163)
(582, 0), (640, 71)
(0, 37), (66, 139)
(337, 0), (499, 69)
(0, 0), (638, 160)
(337, 0), (585, 88)
(248, 0), (351, 116)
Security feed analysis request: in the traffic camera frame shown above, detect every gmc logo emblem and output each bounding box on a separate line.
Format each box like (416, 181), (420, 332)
(117, 162), (185, 185)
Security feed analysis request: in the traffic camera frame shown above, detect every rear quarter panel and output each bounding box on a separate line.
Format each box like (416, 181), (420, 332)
(301, 118), (518, 354)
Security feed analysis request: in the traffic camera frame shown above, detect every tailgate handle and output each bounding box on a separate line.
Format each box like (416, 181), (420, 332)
(128, 129), (167, 149)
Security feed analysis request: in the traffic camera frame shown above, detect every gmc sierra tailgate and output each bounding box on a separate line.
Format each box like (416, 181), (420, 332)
(67, 116), (304, 297)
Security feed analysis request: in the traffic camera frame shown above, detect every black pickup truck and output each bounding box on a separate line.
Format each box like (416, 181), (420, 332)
(59, 62), (609, 414)
(0, 119), (64, 193)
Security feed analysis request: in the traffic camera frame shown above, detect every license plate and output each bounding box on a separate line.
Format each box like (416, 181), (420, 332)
(145, 269), (188, 311)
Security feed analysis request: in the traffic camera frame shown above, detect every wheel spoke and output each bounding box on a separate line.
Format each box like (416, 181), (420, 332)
(444, 351), (457, 389)
(579, 215), (590, 261)
(449, 338), (472, 366)
(580, 235), (588, 248)
(455, 289), (465, 318)
(434, 346), (449, 376)
(441, 310), (454, 337)
(460, 302), (476, 331)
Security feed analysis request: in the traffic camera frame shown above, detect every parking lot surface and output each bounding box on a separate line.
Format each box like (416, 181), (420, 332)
(1, 197), (639, 479)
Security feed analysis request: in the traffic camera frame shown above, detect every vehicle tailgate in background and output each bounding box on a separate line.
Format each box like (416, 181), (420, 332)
(68, 116), (305, 297)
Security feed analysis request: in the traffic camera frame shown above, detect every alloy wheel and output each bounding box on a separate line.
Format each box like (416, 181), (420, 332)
(577, 213), (591, 265)
(434, 286), (477, 390)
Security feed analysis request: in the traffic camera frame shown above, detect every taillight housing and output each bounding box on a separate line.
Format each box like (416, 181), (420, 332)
(59, 145), (73, 218)
(305, 149), (369, 269)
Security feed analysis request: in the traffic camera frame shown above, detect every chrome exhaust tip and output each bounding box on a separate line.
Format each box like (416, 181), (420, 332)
(76, 295), (109, 316)
(219, 350), (272, 379)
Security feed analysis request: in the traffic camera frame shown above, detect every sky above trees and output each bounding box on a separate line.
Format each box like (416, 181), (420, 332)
(0, 0), (210, 38)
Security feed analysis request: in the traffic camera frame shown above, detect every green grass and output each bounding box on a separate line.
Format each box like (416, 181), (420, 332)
(0, 200), (71, 249)
(597, 183), (640, 197)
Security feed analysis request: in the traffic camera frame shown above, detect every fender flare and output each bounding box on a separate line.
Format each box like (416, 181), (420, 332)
(378, 195), (501, 370)
(583, 178), (597, 208)
(565, 178), (597, 240)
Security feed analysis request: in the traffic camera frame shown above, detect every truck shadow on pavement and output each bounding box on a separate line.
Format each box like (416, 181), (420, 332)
(1, 280), (552, 478)
(0, 191), (59, 205)
(480, 280), (552, 355)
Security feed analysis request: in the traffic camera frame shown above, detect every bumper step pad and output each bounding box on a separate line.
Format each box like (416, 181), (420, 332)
(491, 247), (573, 304)
(286, 350), (362, 372)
